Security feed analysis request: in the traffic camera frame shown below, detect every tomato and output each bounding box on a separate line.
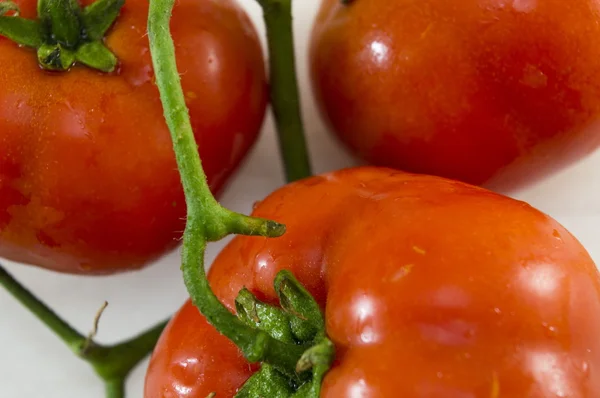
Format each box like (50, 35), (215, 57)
(0, 0), (267, 274)
(310, 0), (600, 189)
(145, 167), (600, 397)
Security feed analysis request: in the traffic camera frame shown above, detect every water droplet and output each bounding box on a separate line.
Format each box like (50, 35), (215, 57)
(542, 322), (558, 337)
(493, 307), (502, 315)
(360, 327), (376, 344)
(369, 40), (389, 64)
(255, 253), (273, 271)
(582, 361), (590, 376)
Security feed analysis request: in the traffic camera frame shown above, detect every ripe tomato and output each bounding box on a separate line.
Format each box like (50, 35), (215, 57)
(0, 0), (267, 274)
(145, 167), (600, 397)
(310, 0), (600, 189)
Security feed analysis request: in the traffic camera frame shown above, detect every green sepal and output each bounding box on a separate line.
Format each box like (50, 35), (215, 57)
(38, 42), (75, 70)
(0, 16), (43, 47)
(233, 271), (335, 398)
(235, 365), (294, 398)
(291, 363), (329, 398)
(275, 270), (324, 340)
(295, 339), (335, 373)
(81, 0), (124, 41)
(0, 1), (19, 16)
(38, 0), (81, 47)
(235, 361), (331, 398)
(236, 288), (296, 344)
(75, 41), (117, 72)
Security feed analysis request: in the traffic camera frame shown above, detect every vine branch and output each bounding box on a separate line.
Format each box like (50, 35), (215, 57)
(0, 264), (168, 398)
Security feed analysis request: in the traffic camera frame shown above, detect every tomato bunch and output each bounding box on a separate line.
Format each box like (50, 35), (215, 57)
(2, 0), (600, 397)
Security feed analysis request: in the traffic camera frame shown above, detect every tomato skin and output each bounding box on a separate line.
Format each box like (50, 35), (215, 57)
(0, 0), (267, 273)
(310, 0), (600, 189)
(144, 300), (256, 398)
(145, 167), (600, 397)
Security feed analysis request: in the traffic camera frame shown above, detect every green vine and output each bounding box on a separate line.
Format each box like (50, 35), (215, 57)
(0, 265), (168, 398)
(257, 0), (312, 182)
(147, 0), (332, 395)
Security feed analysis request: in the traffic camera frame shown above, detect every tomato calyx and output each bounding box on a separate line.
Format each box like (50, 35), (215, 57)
(232, 270), (335, 397)
(0, 0), (123, 72)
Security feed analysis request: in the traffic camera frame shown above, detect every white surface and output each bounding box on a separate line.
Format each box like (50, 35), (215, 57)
(2, 0), (600, 396)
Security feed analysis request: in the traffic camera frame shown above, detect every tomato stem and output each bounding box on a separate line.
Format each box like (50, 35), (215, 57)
(105, 379), (124, 398)
(146, 0), (312, 375)
(0, 264), (168, 398)
(147, 0), (335, 389)
(84, 320), (169, 382)
(257, 0), (312, 182)
(0, 265), (83, 347)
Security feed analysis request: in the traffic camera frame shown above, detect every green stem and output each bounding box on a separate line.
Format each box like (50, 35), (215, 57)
(147, 0), (306, 377)
(0, 264), (168, 397)
(258, 0), (312, 182)
(105, 379), (124, 398)
(0, 265), (84, 352)
(85, 319), (169, 381)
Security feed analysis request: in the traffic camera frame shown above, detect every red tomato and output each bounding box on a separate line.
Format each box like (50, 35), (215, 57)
(0, 0), (267, 274)
(310, 0), (600, 189)
(145, 167), (600, 397)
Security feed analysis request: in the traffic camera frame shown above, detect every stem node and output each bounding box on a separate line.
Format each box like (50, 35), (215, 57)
(0, 264), (168, 398)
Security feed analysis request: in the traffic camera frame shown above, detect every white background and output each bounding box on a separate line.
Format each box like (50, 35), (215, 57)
(2, 0), (600, 396)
